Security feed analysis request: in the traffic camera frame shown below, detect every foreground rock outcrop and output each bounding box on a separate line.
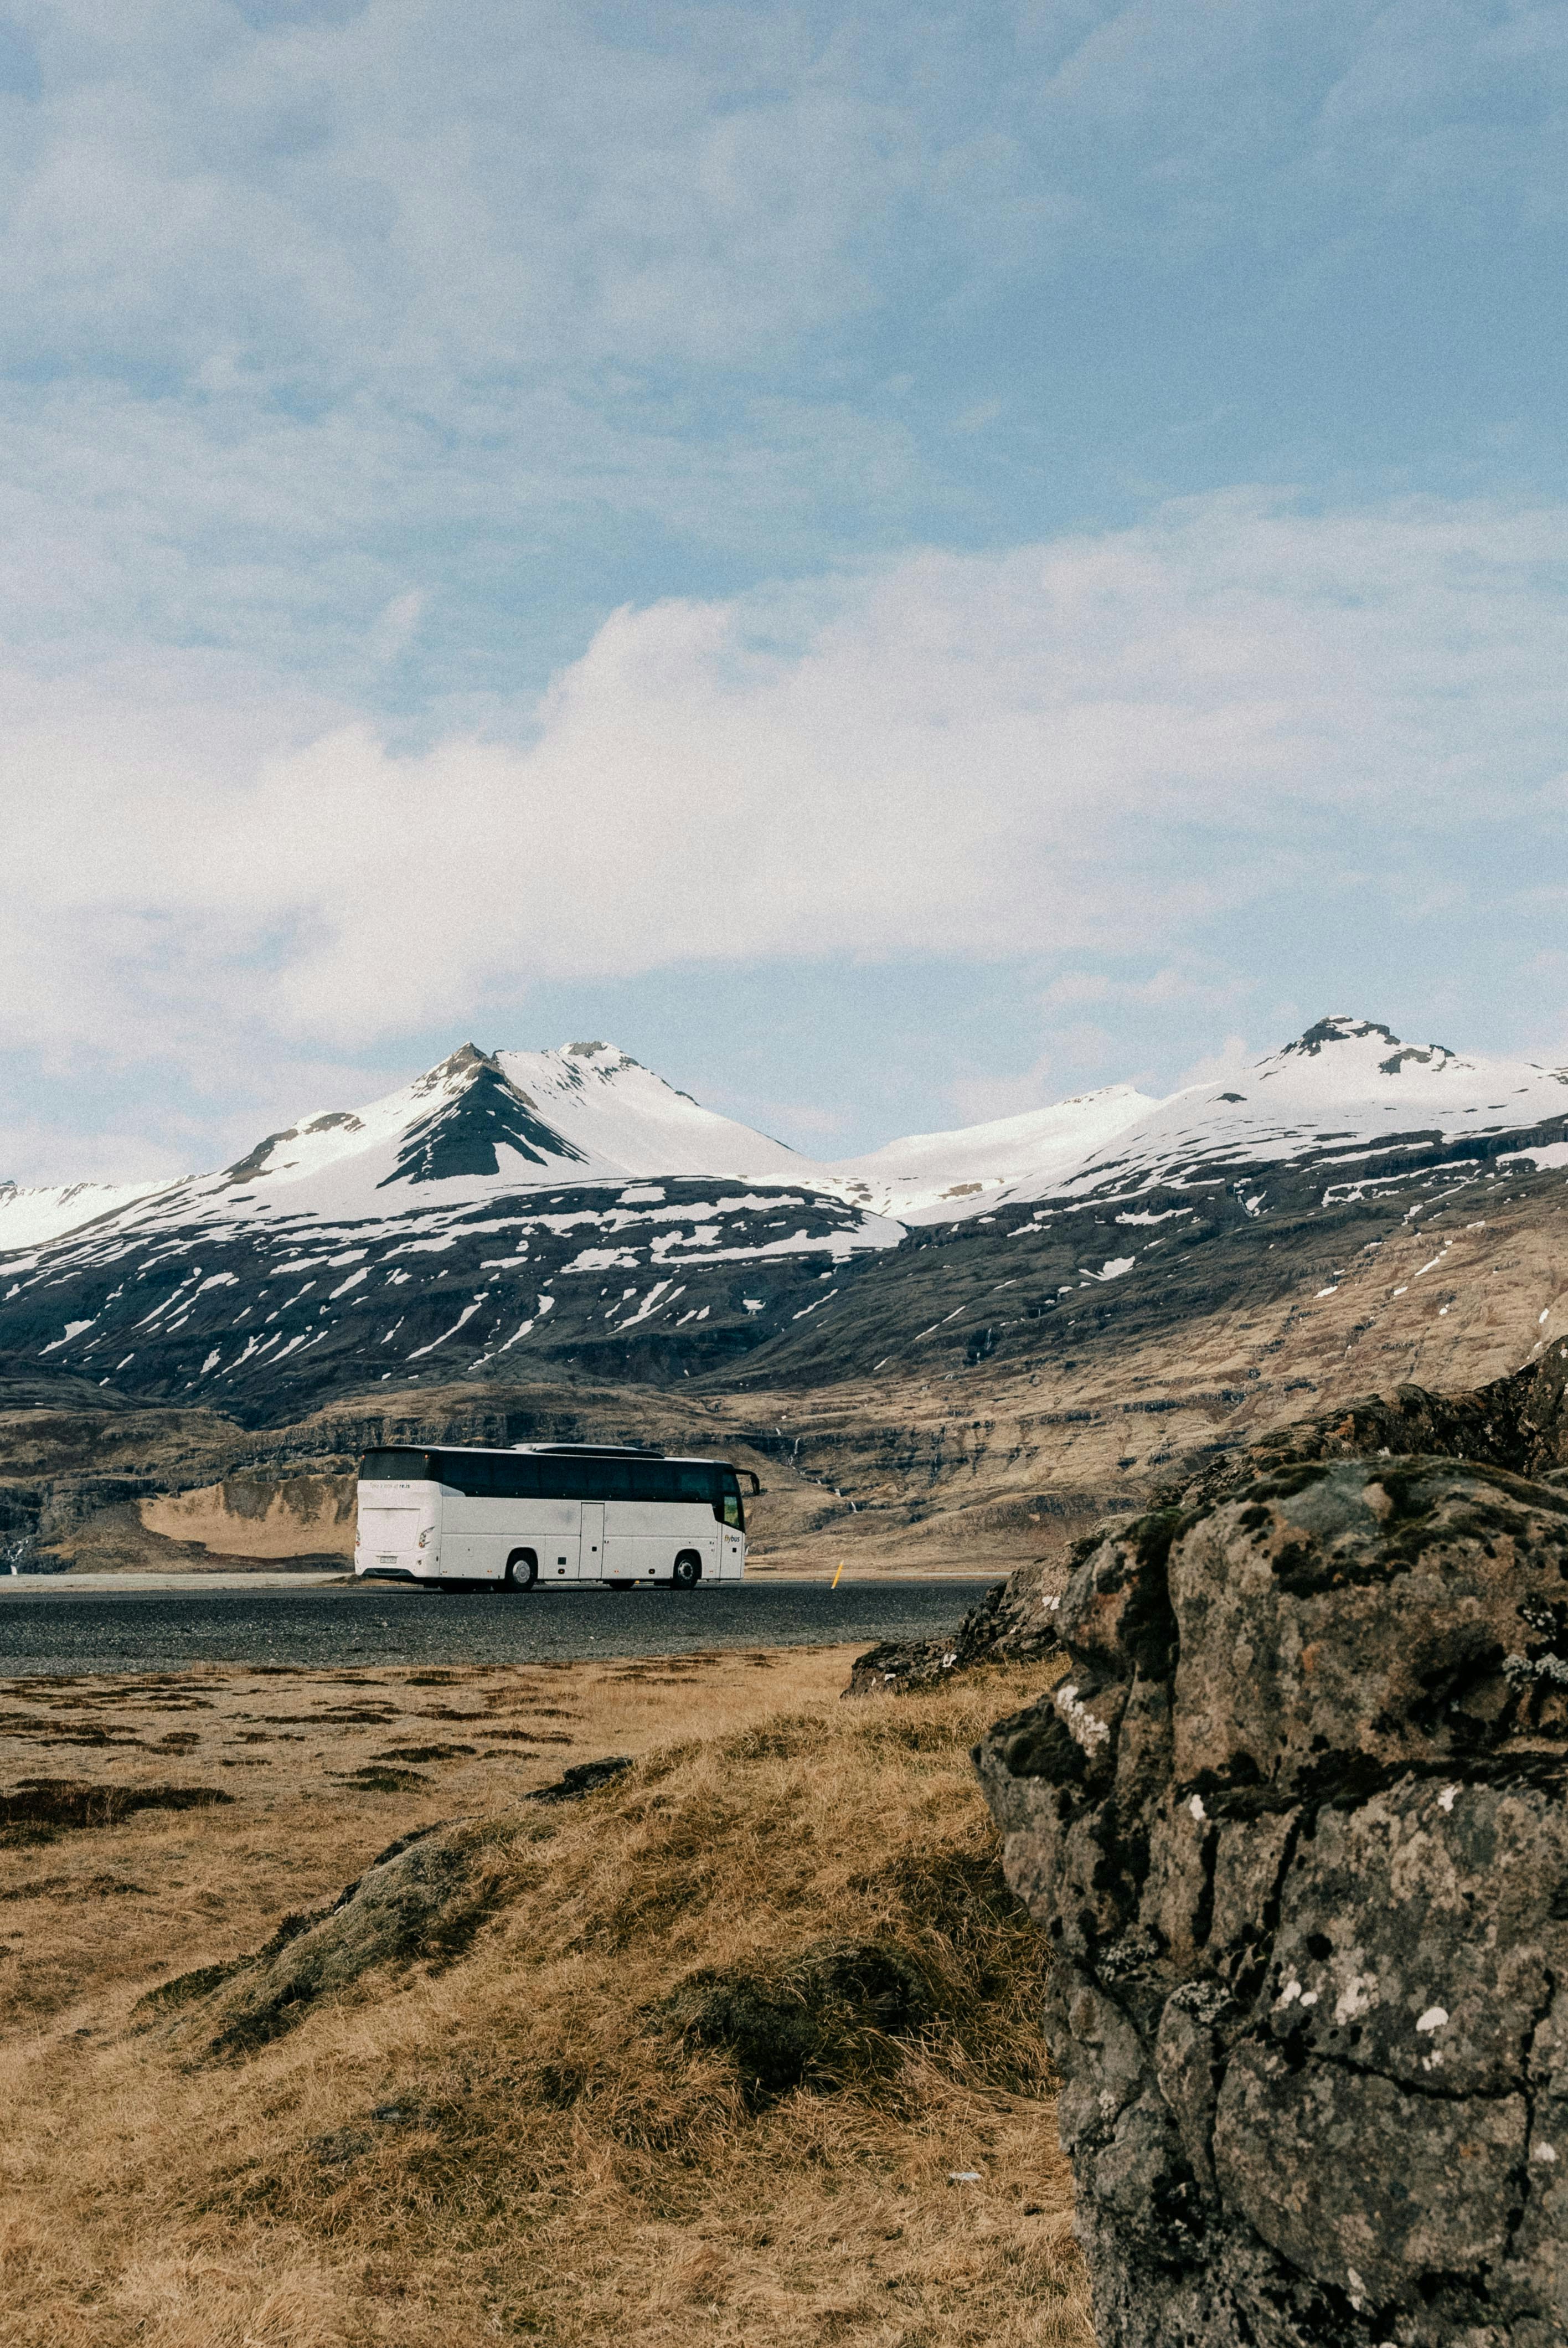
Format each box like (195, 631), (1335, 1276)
(844, 1569), (1066, 1695)
(977, 1360), (1568, 2346)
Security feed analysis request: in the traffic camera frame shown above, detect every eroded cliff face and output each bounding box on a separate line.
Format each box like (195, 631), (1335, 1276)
(975, 1359), (1568, 2348)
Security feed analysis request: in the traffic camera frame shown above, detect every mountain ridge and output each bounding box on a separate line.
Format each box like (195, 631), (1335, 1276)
(6, 1013), (1568, 1425)
(14, 1013), (1568, 1252)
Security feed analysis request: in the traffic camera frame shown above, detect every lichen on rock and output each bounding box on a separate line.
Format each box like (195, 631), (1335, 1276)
(976, 1408), (1568, 2347)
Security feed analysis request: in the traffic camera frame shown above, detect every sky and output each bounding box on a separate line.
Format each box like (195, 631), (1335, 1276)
(3, 0), (1567, 1183)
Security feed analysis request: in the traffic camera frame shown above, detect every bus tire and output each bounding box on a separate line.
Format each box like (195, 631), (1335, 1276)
(504, 1550), (538, 1592)
(671, 1552), (702, 1591)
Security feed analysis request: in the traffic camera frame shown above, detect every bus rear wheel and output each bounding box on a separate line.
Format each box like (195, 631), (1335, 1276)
(671, 1552), (702, 1592)
(504, 1550), (538, 1592)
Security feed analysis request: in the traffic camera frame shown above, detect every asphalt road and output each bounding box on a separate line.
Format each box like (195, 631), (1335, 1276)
(0, 1579), (997, 1676)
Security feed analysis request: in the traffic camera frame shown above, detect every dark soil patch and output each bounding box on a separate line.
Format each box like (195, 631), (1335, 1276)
(477, 1728), (574, 1744)
(333, 1766), (431, 1793)
(0, 1872), (147, 1901)
(0, 1779), (233, 1837)
(664, 1938), (936, 2105)
(371, 1744), (477, 1763)
(525, 1757), (632, 1805)
(0, 1718), (146, 1747)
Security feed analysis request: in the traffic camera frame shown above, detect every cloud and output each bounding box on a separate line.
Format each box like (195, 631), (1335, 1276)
(0, 0), (1560, 718)
(4, 488), (1565, 1084)
(943, 1041), (1112, 1127)
(3, 5), (1565, 1180)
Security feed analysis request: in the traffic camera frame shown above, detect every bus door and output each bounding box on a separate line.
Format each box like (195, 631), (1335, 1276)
(580, 1501), (605, 1580)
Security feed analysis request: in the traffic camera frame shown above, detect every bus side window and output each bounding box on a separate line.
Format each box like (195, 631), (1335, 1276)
(573, 1460), (625, 1502)
(498, 1456), (539, 1499)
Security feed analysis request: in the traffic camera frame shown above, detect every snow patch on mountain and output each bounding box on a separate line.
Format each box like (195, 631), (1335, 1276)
(0, 1177), (176, 1252)
(826, 1086), (1157, 1223)
(493, 1043), (809, 1181)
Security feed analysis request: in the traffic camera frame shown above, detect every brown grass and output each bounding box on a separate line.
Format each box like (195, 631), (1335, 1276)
(0, 1649), (1088, 2347)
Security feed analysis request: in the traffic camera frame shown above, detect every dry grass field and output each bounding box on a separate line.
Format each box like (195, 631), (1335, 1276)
(0, 1644), (1089, 2348)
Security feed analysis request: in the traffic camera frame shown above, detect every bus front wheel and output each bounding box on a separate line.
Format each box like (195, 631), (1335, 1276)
(505, 1550), (538, 1592)
(671, 1552), (702, 1592)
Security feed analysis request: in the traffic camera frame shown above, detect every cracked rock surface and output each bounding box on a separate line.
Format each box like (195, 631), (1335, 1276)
(975, 1407), (1568, 2347)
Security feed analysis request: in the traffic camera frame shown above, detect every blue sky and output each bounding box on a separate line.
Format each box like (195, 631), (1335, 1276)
(3, 0), (1567, 1180)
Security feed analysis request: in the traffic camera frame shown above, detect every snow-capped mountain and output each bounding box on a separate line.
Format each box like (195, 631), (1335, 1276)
(208, 1039), (812, 1209)
(7, 1016), (1568, 1419)
(0, 1042), (898, 1414)
(991, 1017), (1568, 1220)
(827, 1085), (1157, 1222)
(0, 1042), (817, 1253)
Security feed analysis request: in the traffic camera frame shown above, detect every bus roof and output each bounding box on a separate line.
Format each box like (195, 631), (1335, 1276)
(363, 1441), (732, 1466)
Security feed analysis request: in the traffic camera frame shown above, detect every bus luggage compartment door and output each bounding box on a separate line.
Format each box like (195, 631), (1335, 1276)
(580, 1502), (605, 1581)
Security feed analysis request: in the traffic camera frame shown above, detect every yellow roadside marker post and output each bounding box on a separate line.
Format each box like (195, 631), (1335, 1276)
(831, 1561), (845, 1588)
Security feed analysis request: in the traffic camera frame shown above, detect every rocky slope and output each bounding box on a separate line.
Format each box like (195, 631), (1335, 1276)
(976, 1350), (1568, 2346)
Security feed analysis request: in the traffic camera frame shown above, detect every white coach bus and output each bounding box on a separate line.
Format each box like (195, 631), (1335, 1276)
(354, 1441), (758, 1591)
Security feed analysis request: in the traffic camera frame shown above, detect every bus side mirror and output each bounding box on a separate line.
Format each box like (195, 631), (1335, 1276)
(744, 1471), (762, 1495)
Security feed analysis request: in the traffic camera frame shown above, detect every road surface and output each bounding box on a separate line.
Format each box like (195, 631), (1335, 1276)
(0, 1578), (996, 1676)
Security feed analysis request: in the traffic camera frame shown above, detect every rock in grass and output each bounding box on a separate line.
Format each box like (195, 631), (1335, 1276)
(854, 1348), (1568, 1702)
(137, 1816), (510, 2056)
(976, 1446), (1568, 2348)
(135, 1760), (637, 2056)
(844, 1578), (1061, 1696)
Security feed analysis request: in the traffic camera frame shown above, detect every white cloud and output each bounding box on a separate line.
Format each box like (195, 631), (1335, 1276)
(0, 0), (1558, 714)
(938, 1038), (1108, 1127)
(4, 489), (1565, 1080)
(1, 5), (1564, 1180)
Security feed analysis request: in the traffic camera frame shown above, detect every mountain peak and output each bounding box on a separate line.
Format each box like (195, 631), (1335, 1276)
(561, 1040), (642, 1075)
(380, 1057), (585, 1187)
(1267, 1016), (1462, 1080)
(1287, 1015), (1402, 1055)
(409, 1042), (496, 1094)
